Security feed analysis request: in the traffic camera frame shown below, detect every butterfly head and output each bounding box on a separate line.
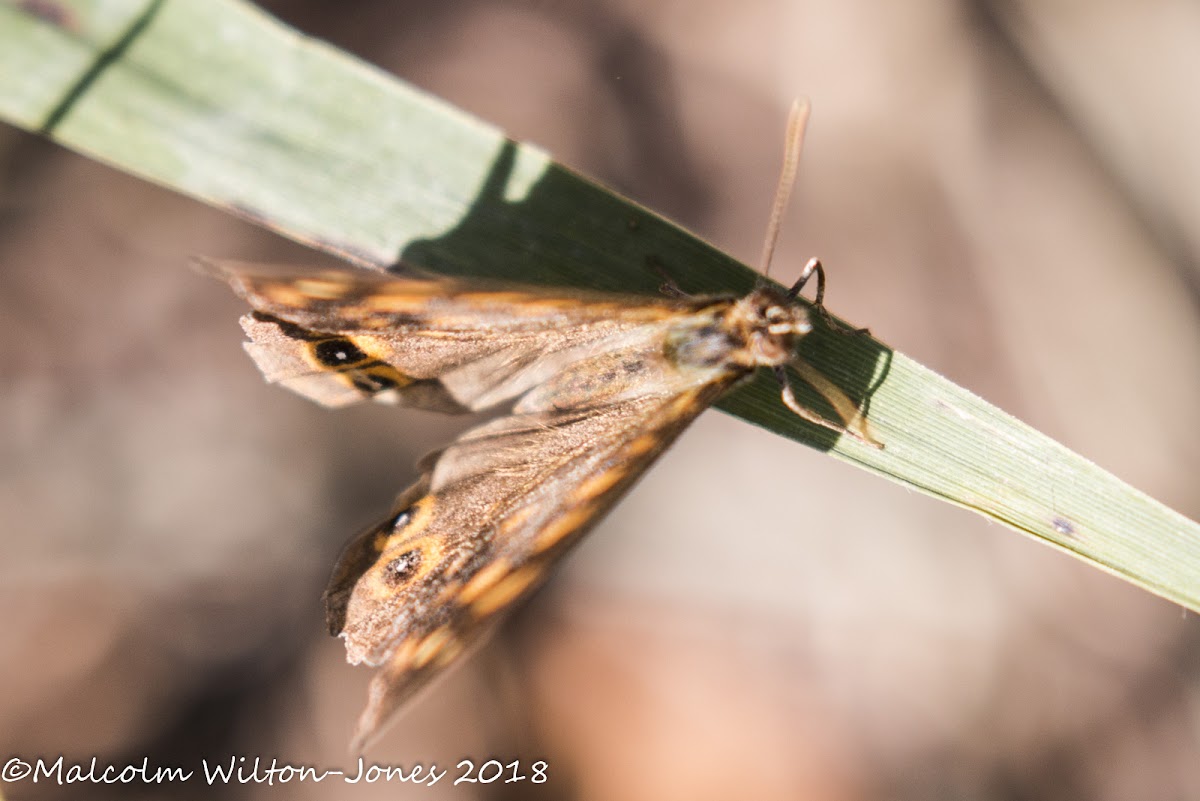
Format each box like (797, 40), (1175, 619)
(728, 287), (813, 367)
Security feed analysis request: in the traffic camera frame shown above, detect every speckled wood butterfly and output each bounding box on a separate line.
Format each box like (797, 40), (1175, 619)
(208, 101), (878, 749)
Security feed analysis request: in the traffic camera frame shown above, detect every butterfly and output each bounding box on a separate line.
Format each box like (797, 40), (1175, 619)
(206, 101), (879, 750)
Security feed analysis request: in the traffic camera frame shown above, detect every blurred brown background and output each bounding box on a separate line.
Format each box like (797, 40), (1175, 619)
(2, 0), (1199, 799)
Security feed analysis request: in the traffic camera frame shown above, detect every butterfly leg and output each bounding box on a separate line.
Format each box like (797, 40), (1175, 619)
(774, 365), (883, 448)
(645, 256), (691, 299)
(787, 258), (870, 336)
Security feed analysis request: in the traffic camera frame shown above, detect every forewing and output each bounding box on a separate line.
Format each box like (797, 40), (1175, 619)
(326, 369), (740, 750)
(207, 259), (747, 747)
(206, 260), (704, 412)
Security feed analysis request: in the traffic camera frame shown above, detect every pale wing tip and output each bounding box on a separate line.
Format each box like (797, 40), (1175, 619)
(348, 721), (375, 756)
(348, 671), (411, 754)
(349, 716), (381, 756)
(345, 623), (480, 752)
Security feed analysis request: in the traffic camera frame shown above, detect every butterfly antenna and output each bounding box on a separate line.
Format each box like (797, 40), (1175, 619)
(759, 98), (811, 278)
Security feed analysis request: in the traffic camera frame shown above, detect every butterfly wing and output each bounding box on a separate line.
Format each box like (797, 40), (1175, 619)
(329, 374), (739, 750)
(206, 260), (712, 412)
(208, 260), (751, 748)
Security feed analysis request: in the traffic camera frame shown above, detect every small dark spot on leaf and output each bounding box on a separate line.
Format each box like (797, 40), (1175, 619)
(1052, 516), (1076, 537)
(20, 0), (75, 29)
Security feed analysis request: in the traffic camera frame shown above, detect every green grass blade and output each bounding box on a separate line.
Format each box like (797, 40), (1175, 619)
(1, 0), (1197, 610)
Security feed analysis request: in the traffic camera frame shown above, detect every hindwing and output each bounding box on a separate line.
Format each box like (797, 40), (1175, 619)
(326, 380), (734, 748)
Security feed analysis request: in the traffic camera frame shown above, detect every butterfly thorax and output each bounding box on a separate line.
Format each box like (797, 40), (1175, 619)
(667, 287), (811, 372)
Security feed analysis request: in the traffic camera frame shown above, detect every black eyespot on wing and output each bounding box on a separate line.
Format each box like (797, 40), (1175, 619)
(384, 549), (422, 586)
(313, 338), (369, 368)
